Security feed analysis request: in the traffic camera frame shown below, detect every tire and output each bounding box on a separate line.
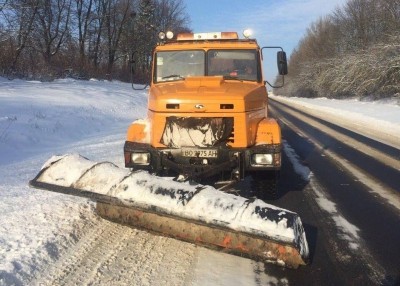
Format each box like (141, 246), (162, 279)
(250, 170), (280, 200)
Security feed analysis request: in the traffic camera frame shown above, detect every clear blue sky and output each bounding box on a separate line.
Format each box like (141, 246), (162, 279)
(185, 0), (347, 82)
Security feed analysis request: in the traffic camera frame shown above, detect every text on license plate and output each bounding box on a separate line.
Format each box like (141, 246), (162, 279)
(182, 149), (218, 158)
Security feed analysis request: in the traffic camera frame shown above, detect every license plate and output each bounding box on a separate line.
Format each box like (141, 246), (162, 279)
(182, 148), (218, 158)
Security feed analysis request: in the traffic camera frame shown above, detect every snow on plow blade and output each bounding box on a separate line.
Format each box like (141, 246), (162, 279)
(29, 154), (309, 268)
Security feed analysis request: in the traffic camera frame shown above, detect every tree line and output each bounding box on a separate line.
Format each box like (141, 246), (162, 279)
(0, 0), (190, 81)
(277, 0), (400, 99)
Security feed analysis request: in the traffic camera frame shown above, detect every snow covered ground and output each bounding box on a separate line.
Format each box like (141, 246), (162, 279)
(0, 78), (290, 285)
(1, 78), (399, 285)
(0, 78), (146, 285)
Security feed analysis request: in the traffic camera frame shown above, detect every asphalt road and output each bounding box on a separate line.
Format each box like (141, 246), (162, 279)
(234, 99), (400, 285)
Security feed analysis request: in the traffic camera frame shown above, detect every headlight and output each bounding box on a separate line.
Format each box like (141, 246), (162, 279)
(131, 153), (150, 165)
(252, 154), (273, 165)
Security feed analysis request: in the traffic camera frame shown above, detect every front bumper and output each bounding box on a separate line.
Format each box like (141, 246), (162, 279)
(124, 141), (281, 179)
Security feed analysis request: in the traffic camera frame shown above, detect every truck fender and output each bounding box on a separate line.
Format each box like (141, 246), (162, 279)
(255, 118), (281, 145)
(126, 119), (151, 143)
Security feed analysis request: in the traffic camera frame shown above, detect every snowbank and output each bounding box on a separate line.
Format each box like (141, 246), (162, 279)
(0, 78), (147, 165)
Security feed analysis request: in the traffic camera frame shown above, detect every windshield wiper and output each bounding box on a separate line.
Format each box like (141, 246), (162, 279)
(223, 75), (243, 81)
(162, 74), (184, 80)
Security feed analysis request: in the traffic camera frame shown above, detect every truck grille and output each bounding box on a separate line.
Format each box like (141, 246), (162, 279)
(161, 117), (234, 148)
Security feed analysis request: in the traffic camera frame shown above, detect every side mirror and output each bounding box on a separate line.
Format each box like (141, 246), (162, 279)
(261, 46), (287, 88)
(129, 51), (149, 90)
(277, 51), (288, 75)
(130, 51), (137, 75)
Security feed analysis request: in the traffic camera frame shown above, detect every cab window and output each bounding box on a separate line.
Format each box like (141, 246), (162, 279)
(207, 50), (259, 81)
(155, 50), (205, 82)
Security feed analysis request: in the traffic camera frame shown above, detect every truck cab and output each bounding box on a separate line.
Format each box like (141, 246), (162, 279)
(124, 31), (286, 182)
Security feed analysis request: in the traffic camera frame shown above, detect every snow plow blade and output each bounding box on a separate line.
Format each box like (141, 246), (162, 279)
(29, 154), (309, 268)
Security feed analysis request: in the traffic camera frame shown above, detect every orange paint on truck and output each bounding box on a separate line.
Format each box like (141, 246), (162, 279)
(124, 31), (286, 179)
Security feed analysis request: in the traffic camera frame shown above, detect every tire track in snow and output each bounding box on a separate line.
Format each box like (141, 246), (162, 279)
(59, 222), (135, 286)
(88, 230), (197, 286)
(30, 219), (132, 285)
(30, 217), (197, 286)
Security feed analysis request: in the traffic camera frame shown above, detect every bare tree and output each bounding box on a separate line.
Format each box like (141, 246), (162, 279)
(75, 0), (94, 65)
(378, 0), (400, 36)
(32, 0), (72, 64)
(155, 0), (190, 33)
(0, 0), (41, 73)
(0, 0), (9, 13)
(280, 0), (400, 99)
(103, 0), (132, 76)
(87, 0), (107, 68)
(133, 0), (155, 73)
(12, 0), (40, 69)
(127, 0), (190, 76)
(0, 0), (192, 79)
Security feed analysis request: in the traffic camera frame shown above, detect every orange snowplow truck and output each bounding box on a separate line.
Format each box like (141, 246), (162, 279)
(124, 30), (288, 182)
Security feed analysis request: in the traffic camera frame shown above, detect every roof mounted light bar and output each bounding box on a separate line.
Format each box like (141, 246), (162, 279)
(159, 31), (174, 40)
(177, 32), (239, 41)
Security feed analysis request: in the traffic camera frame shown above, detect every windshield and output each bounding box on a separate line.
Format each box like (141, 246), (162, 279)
(154, 49), (259, 83)
(208, 50), (258, 81)
(155, 50), (205, 82)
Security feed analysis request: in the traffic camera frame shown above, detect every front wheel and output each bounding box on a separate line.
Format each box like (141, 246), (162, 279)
(250, 170), (280, 200)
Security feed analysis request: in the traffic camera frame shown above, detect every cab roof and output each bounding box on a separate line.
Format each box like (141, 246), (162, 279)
(156, 32), (260, 51)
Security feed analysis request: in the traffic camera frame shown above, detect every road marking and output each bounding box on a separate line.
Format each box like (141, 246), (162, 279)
(270, 96), (400, 150)
(272, 105), (400, 212)
(271, 102), (400, 171)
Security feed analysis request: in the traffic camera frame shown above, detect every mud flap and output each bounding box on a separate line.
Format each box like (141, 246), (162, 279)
(29, 154), (309, 268)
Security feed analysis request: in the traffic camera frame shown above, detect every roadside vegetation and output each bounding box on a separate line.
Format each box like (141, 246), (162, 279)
(1, 0), (399, 100)
(0, 0), (190, 82)
(277, 0), (400, 99)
